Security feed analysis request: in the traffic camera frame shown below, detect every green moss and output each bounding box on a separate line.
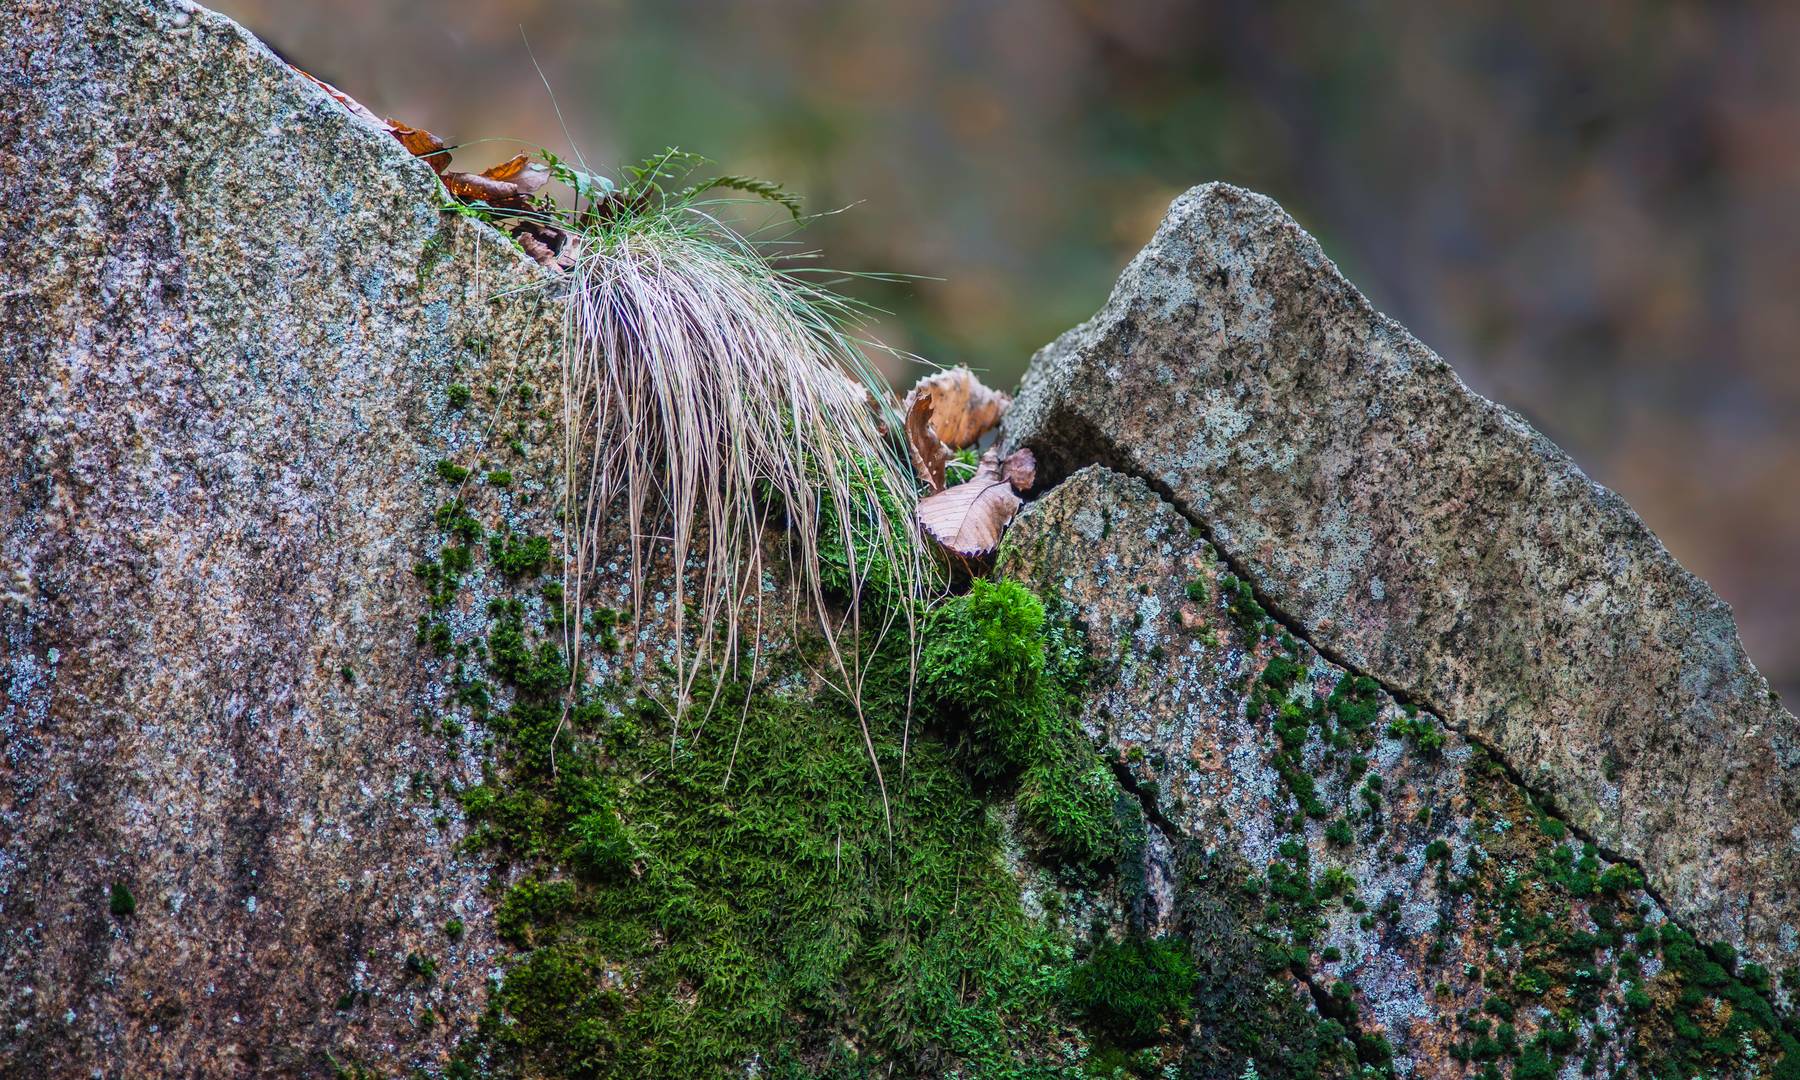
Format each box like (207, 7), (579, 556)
(447, 383), (473, 409)
(108, 882), (136, 917)
(487, 531), (552, 579)
(816, 458), (926, 612)
(423, 490), (1142, 1075)
(1216, 573), (1268, 638)
(919, 579), (1131, 868)
(1439, 753), (1800, 1076)
(455, 643), (1091, 1077)
(436, 459), (471, 484)
(1066, 936), (1199, 1048)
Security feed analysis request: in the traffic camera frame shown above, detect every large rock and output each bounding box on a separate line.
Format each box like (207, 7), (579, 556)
(1001, 466), (1798, 1077)
(0, 1), (559, 1073)
(1004, 182), (1800, 968)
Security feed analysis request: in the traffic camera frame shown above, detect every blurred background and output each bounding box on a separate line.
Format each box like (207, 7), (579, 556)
(216, 0), (1800, 699)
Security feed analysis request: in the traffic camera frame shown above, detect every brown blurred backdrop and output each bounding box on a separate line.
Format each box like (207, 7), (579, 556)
(214, 0), (1800, 699)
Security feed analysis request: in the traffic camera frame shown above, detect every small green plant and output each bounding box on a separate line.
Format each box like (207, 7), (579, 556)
(108, 882), (136, 917)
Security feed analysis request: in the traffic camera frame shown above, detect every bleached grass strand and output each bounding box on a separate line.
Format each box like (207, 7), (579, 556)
(556, 206), (935, 831)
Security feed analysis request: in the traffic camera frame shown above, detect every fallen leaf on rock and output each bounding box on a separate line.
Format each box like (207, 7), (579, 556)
(916, 447), (1036, 557)
(512, 221), (576, 270)
(389, 120), (449, 173)
(905, 390), (954, 493)
(901, 367), (1011, 451)
(443, 153), (552, 209)
(483, 153), (550, 194)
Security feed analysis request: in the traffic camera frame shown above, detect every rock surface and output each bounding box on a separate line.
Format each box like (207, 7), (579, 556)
(1004, 182), (1800, 969)
(0, 1), (560, 1073)
(7, 1), (1798, 1076)
(1002, 467), (1799, 1077)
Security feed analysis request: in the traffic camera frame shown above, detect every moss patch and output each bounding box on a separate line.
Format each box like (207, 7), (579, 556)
(422, 477), (1150, 1075)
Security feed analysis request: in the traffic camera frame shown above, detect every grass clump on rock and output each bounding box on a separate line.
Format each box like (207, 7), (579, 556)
(551, 150), (936, 736)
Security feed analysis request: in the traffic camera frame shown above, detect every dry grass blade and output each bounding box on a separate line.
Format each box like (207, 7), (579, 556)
(557, 204), (937, 832)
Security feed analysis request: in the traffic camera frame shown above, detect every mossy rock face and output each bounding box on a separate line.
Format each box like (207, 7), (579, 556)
(1, 0), (559, 1074)
(1003, 182), (1800, 971)
(426, 493), (1184, 1077)
(10, 2), (1800, 1078)
(999, 465), (1800, 1078)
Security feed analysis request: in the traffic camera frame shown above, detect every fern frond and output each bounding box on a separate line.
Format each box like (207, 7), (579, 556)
(680, 174), (804, 219)
(623, 147), (708, 199)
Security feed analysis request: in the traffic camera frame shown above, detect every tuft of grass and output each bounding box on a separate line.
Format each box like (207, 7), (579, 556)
(552, 166), (939, 821)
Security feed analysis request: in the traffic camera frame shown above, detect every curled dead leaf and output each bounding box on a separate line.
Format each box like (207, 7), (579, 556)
(441, 170), (520, 203)
(901, 367), (1011, 450)
(916, 447), (1036, 558)
(389, 120), (450, 173)
(442, 154), (552, 208)
(483, 153), (550, 194)
(905, 390), (953, 493)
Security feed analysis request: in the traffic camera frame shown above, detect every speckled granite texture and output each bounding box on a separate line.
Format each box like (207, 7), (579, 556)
(1, 0), (560, 1073)
(1005, 183), (1800, 970)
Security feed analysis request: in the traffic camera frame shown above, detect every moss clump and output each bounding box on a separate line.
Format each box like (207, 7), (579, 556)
(1217, 573), (1269, 638)
(1066, 936), (1199, 1048)
(454, 638), (1088, 1078)
(920, 579), (1132, 867)
(487, 530), (552, 579)
(108, 882), (136, 917)
(424, 480), (1133, 1074)
(815, 458), (923, 614)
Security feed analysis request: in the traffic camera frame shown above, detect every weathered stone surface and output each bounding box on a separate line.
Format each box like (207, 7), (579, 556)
(0, 1), (562, 1074)
(1004, 182), (1800, 968)
(1002, 466), (1793, 1077)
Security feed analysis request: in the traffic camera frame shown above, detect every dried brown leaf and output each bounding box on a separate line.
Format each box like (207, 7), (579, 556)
(511, 221), (575, 270)
(441, 155), (553, 209)
(483, 153), (549, 195)
(905, 390), (953, 493)
(998, 447), (1036, 491)
(441, 170), (522, 203)
(915, 447), (1036, 557)
(389, 120), (450, 173)
(901, 367), (1011, 450)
